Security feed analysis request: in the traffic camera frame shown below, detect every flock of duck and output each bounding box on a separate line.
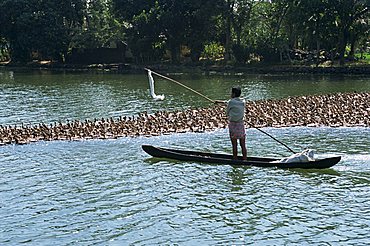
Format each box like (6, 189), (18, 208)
(0, 92), (368, 146)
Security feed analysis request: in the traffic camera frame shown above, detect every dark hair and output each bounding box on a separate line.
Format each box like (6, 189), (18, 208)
(232, 87), (241, 97)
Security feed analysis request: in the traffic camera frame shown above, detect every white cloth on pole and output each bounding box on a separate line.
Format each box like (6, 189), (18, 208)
(148, 70), (165, 100)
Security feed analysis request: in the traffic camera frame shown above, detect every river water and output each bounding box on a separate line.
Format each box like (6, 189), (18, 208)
(0, 69), (369, 245)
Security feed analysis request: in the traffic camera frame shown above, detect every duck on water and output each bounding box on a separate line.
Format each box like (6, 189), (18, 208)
(0, 92), (368, 146)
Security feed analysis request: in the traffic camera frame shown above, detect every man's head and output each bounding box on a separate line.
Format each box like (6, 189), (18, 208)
(231, 87), (241, 98)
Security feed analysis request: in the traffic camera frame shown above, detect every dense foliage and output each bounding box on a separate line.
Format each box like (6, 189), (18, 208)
(0, 0), (369, 65)
(0, 0), (86, 62)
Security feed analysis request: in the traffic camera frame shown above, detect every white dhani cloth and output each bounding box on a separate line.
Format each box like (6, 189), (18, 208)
(147, 70), (165, 100)
(272, 149), (315, 163)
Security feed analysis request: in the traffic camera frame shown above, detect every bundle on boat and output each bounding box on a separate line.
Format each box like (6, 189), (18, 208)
(270, 149), (315, 163)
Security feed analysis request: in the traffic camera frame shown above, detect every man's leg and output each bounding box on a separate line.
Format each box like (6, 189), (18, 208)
(231, 137), (238, 159)
(240, 137), (247, 160)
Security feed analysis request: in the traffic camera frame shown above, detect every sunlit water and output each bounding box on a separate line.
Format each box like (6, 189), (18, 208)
(0, 70), (369, 245)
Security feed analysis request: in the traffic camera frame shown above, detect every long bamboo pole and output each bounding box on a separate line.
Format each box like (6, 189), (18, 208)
(252, 127), (296, 154)
(145, 68), (296, 154)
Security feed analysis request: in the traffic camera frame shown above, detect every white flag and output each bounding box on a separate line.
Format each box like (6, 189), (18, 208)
(148, 70), (165, 100)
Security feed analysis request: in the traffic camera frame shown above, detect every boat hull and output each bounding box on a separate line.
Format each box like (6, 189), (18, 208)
(142, 145), (341, 169)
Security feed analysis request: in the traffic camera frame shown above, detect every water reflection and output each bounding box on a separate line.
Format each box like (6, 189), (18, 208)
(228, 167), (248, 189)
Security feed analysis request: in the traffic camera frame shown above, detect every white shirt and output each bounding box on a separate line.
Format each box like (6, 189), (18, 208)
(226, 97), (245, 122)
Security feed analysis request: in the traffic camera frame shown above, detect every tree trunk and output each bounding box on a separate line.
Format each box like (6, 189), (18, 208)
(224, 13), (232, 61)
(338, 30), (347, 66)
(348, 33), (356, 61)
(316, 40), (320, 67)
(224, 0), (234, 62)
(170, 43), (180, 64)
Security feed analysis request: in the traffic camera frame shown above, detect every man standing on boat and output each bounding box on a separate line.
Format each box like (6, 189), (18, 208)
(216, 87), (247, 160)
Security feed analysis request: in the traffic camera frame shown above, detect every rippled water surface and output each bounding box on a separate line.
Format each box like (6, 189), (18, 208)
(0, 70), (369, 245)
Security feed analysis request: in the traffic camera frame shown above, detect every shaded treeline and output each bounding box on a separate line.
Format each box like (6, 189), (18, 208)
(0, 92), (369, 146)
(0, 0), (369, 65)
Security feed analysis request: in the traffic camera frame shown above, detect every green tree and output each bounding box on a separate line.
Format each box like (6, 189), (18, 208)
(284, 0), (336, 65)
(230, 0), (254, 63)
(183, 0), (223, 62)
(286, 0), (369, 65)
(0, 0), (85, 62)
(248, 0), (291, 62)
(113, 0), (222, 63)
(160, 0), (223, 63)
(332, 0), (369, 65)
(218, 0), (255, 63)
(113, 0), (163, 63)
(71, 0), (125, 49)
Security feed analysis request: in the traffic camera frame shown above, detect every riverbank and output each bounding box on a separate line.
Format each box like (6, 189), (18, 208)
(2, 61), (370, 75)
(143, 63), (370, 75)
(1, 92), (368, 146)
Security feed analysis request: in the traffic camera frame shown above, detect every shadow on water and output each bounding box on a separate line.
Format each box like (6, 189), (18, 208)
(287, 167), (341, 177)
(143, 157), (184, 165)
(144, 157), (341, 176)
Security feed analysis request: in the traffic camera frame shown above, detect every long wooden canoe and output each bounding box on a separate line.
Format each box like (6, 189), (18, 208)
(142, 145), (341, 169)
